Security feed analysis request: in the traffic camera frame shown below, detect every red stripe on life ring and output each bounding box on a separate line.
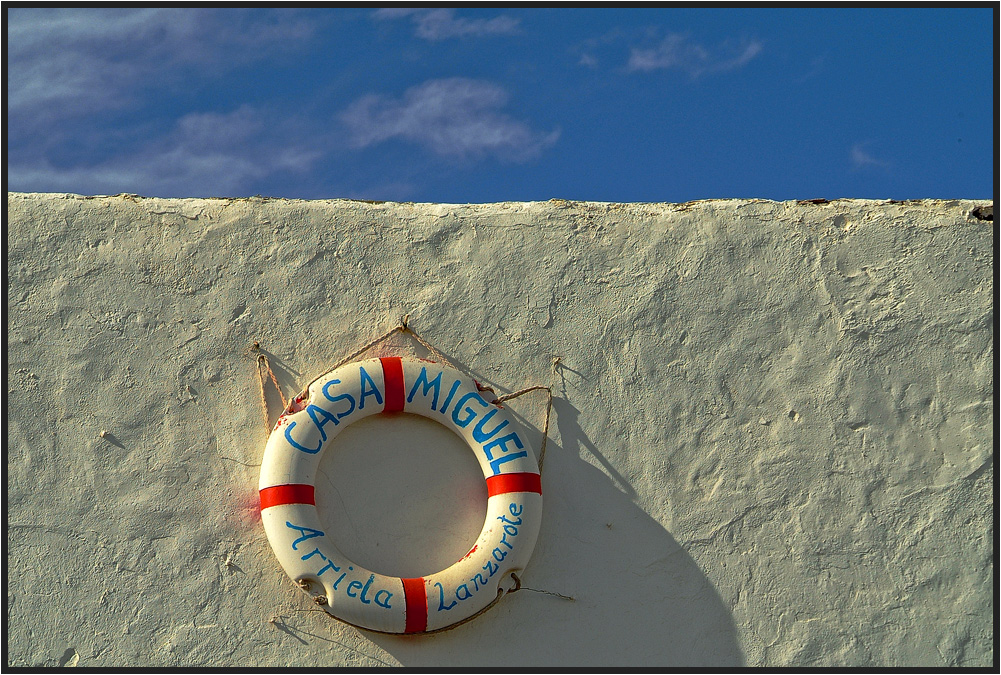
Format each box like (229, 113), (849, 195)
(260, 484), (315, 510)
(486, 472), (542, 497)
(380, 356), (406, 413)
(402, 577), (427, 633)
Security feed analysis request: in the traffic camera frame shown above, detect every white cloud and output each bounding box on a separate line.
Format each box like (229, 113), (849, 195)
(7, 107), (322, 197)
(851, 142), (889, 170)
(626, 33), (762, 76)
(340, 78), (559, 162)
(6, 8), (314, 121)
(373, 8), (519, 41)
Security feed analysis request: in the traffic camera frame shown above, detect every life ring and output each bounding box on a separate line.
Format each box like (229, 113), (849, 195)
(259, 356), (543, 634)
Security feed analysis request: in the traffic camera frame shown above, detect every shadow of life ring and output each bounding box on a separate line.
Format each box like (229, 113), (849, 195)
(259, 357), (543, 634)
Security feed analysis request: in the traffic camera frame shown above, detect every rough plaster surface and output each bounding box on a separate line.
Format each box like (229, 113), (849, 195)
(6, 193), (994, 667)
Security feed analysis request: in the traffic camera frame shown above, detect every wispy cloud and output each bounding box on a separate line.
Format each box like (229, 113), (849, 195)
(341, 78), (559, 162)
(571, 27), (630, 70)
(7, 9), (325, 197)
(627, 33), (763, 76)
(7, 8), (315, 123)
(794, 55), (828, 84)
(373, 8), (519, 41)
(851, 142), (890, 170)
(8, 107), (321, 197)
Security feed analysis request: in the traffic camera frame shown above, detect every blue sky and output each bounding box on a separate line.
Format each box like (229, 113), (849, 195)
(6, 7), (995, 202)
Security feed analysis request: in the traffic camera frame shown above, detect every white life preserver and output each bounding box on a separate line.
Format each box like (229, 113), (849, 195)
(259, 357), (543, 634)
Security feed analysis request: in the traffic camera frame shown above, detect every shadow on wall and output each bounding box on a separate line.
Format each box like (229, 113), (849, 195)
(358, 397), (743, 667)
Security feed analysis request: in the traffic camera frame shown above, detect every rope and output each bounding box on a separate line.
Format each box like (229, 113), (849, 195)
(259, 321), (560, 471)
(250, 342), (288, 433)
(508, 572), (575, 602)
(494, 356), (560, 473)
(402, 317), (461, 371)
(321, 323), (404, 380)
(496, 384), (553, 474)
(254, 324), (560, 472)
(299, 314), (462, 396)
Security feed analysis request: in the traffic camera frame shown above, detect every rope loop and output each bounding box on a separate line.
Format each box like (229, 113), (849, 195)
(252, 344), (288, 433)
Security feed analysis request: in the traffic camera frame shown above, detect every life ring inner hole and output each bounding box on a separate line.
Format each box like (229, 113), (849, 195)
(313, 412), (488, 579)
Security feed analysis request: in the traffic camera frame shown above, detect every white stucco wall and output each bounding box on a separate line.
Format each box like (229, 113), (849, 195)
(6, 193), (994, 667)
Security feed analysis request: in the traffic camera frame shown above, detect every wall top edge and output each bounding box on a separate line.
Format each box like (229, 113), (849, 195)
(5, 192), (993, 209)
